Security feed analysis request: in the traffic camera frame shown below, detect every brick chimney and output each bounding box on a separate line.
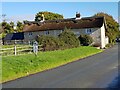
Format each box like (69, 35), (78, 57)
(40, 14), (45, 22)
(76, 12), (81, 20)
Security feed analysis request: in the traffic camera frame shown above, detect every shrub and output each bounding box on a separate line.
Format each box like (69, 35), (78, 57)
(92, 43), (101, 47)
(36, 35), (62, 51)
(78, 34), (93, 46)
(36, 29), (80, 51)
(105, 43), (114, 48)
(58, 29), (80, 48)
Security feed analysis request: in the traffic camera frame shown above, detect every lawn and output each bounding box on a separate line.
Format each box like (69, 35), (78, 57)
(1, 46), (102, 83)
(2, 44), (31, 48)
(1, 45), (33, 56)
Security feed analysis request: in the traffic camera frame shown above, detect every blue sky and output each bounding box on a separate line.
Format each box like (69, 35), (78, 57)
(1, 2), (118, 23)
(1, 0), (120, 2)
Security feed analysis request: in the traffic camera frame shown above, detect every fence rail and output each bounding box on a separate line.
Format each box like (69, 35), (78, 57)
(1, 45), (42, 56)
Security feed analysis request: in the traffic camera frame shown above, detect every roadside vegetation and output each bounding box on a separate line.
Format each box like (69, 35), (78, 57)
(1, 11), (118, 83)
(1, 28), (101, 83)
(2, 46), (102, 83)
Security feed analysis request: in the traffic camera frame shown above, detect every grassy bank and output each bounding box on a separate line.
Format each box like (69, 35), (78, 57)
(1, 46), (102, 83)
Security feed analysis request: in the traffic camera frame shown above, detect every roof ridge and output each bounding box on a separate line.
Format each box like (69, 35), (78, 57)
(24, 16), (104, 24)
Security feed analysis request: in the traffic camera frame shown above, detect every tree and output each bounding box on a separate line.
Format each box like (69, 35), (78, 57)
(35, 11), (63, 21)
(9, 21), (14, 33)
(1, 21), (25, 38)
(94, 12), (119, 44)
(9, 21), (14, 28)
(58, 28), (80, 48)
(1, 21), (14, 33)
(16, 21), (24, 32)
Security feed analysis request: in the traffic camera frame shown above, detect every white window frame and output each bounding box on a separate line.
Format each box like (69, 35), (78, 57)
(86, 28), (92, 34)
(29, 32), (32, 37)
(45, 30), (50, 35)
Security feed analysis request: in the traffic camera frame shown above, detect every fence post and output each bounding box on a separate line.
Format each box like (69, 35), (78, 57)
(14, 40), (17, 56)
(14, 45), (16, 56)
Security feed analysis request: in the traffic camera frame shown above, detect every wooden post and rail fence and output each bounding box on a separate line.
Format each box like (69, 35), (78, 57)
(0, 45), (42, 56)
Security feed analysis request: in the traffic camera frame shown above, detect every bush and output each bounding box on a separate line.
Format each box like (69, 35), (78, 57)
(78, 34), (93, 46)
(58, 29), (80, 48)
(36, 35), (62, 51)
(92, 43), (101, 47)
(36, 29), (80, 51)
(105, 43), (114, 48)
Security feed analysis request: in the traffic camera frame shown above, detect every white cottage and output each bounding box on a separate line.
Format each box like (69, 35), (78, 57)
(4, 13), (109, 48)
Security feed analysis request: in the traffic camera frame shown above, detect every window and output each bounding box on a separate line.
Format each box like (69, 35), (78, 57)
(59, 30), (63, 33)
(86, 29), (92, 34)
(29, 32), (32, 36)
(75, 32), (80, 35)
(45, 31), (50, 35)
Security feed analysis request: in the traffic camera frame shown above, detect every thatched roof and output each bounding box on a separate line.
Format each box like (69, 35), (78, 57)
(23, 16), (107, 32)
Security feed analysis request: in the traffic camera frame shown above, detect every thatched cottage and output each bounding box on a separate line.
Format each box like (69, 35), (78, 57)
(3, 13), (109, 48)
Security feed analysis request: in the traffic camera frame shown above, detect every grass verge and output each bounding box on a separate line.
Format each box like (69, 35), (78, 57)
(1, 46), (102, 83)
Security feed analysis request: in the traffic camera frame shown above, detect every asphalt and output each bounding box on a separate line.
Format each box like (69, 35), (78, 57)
(2, 44), (118, 88)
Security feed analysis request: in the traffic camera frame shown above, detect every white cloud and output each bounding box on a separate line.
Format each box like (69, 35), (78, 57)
(114, 16), (120, 23)
(6, 14), (35, 24)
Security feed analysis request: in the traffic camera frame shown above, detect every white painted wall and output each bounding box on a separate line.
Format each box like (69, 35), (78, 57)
(72, 28), (101, 45)
(100, 23), (106, 48)
(23, 26), (107, 48)
(24, 30), (62, 42)
(105, 36), (109, 45)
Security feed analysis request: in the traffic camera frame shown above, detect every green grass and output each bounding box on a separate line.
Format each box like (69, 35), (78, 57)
(1, 46), (102, 83)
(1, 45), (33, 56)
(2, 45), (31, 48)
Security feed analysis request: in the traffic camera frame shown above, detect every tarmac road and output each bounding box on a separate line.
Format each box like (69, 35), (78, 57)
(3, 44), (118, 88)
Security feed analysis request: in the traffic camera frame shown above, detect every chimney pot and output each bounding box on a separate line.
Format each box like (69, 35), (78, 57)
(76, 12), (81, 19)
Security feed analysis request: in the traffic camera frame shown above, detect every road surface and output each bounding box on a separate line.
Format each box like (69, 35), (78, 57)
(3, 44), (118, 88)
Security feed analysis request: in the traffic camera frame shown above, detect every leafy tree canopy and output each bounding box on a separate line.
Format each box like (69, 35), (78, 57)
(94, 12), (119, 43)
(35, 11), (63, 21)
(1, 21), (14, 33)
(16, 21), (24, 32)
(0, 21), (24, 38)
